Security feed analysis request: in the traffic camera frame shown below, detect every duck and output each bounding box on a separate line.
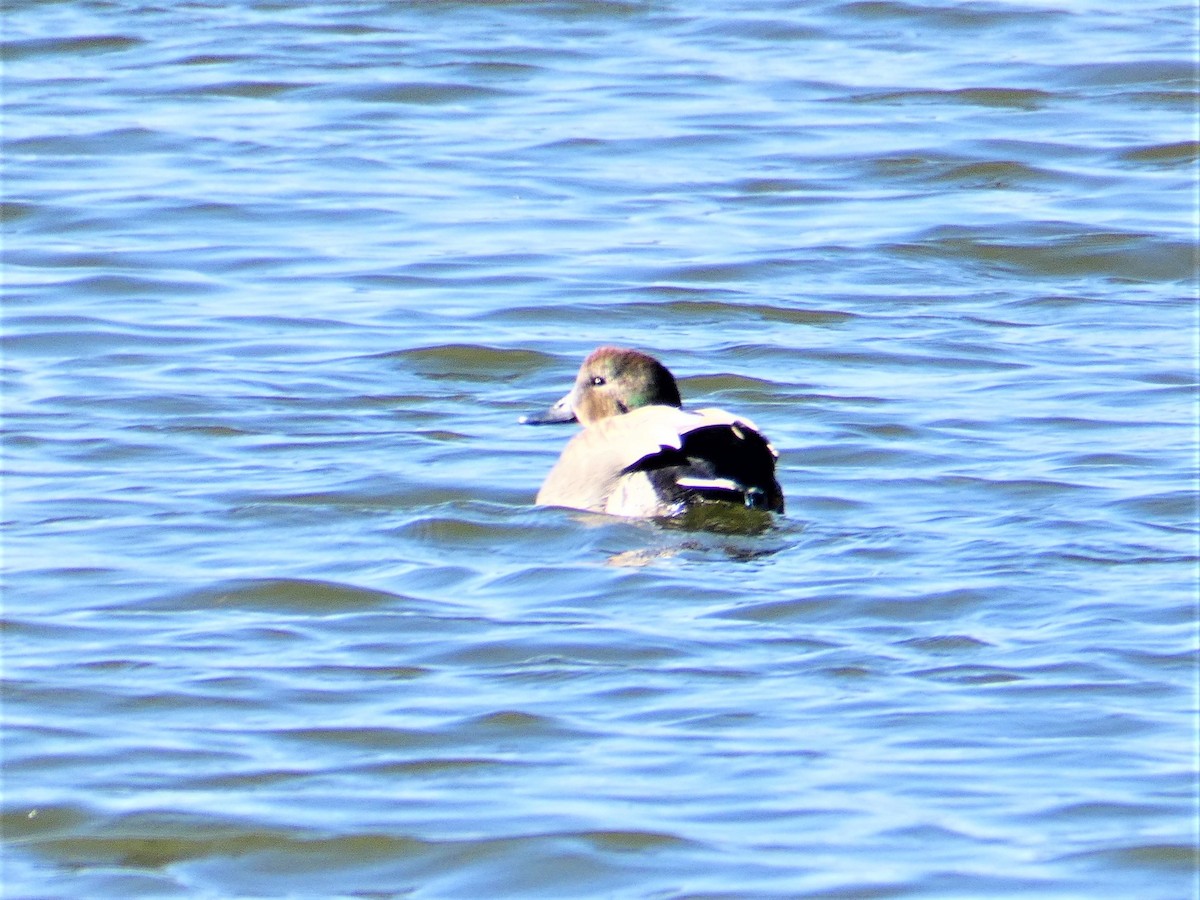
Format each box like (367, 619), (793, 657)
(521, 346), (784, 518)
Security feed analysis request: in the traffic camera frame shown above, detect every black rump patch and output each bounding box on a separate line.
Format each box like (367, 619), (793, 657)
(630, 424), (784, 513)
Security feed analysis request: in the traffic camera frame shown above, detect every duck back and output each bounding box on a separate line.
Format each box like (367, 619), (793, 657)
(627, 421), (784, 514)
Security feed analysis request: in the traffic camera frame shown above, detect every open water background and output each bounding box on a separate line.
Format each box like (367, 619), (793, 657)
(3, 1), (1198, 897)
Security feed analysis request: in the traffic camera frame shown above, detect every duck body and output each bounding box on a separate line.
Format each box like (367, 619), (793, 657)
(523, 347), (784, 518)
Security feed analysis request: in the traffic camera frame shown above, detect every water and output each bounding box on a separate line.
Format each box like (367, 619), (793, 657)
(3, 1), (1197, 897)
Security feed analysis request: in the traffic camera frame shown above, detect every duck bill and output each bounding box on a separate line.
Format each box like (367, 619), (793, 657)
(519, 390), (577, 425)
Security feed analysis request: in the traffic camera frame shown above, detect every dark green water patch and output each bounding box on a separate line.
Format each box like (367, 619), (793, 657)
(894, 224), (1196, 282)
(128, 578), (413, 613)
(1, 34), (143, 60)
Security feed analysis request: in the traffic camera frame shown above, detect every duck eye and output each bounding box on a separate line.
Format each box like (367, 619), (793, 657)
(591, 376), (606, 386)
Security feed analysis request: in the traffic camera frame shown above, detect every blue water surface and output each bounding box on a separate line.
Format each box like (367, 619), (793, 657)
(3, 1), (1197, 897)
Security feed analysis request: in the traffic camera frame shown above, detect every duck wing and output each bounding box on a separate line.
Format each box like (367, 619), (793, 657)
(628, 408), (784, 513)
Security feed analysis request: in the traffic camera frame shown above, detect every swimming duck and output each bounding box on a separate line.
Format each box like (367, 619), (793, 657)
(521, 347), (784, 517)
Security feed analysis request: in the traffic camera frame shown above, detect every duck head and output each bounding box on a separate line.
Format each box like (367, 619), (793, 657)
(521, 346), (683, 426)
